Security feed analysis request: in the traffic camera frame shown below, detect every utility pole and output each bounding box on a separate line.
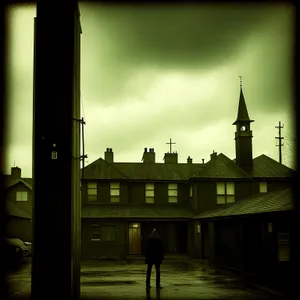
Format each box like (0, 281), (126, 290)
(275, 121), (284, 164)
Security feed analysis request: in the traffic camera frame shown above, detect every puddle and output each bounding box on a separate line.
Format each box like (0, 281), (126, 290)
(81, 270), (145, 277)
(82, 280), (136, 286)
(173, 283), (194, 287)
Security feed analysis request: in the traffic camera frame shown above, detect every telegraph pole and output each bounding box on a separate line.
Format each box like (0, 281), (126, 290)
(275, 121), (284, 164)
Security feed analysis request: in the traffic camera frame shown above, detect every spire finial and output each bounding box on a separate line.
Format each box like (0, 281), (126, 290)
(239, 75), (242, 88)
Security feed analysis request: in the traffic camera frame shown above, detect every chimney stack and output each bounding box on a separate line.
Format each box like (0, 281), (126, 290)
(210, 151), (217, 161)
(11, 166), (21, 179)
(164, 152), (178, 164)
(104, 148), (114, 163)
(142, 148), (155, 163)
(187, 156), (193, 164)
(202, 158), (205, 164)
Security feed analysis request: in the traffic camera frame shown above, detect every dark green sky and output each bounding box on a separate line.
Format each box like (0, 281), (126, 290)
(4, 2), (296, 177)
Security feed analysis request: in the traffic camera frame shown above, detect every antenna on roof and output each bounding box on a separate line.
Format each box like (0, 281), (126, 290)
(14, 160), (15, 167)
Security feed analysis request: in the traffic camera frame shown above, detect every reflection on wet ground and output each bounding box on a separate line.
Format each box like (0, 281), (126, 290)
(6, 258), (284, 299)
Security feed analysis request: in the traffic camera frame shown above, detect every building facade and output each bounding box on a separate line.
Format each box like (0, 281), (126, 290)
(81, 86), (295, 267)
(4, 167), (33, 242)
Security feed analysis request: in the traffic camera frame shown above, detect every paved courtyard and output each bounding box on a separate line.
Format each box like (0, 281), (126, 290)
(6, 258), (285, 299)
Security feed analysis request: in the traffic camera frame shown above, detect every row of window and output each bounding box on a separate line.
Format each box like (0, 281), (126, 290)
(87, 181), (268, 204)
(87, 183), (179, 203)
(12, 182), (268, 204)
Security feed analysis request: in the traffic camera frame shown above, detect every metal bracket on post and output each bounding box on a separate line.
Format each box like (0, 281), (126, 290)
(73, 117), (87, 180)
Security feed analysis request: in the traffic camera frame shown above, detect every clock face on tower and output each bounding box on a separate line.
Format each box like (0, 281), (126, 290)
(240, 125), (247, 131)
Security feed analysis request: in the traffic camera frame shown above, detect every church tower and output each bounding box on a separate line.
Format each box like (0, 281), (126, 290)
(233, 78), (254, 170)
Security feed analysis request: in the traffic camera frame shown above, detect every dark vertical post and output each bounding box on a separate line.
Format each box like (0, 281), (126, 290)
(275, 121), (284, 164)
(32, 1), (81, 299)
(0, 1), (8, 297)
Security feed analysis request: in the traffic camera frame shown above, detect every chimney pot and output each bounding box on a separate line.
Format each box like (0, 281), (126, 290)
(144, 148), (147, 152)
(105, 148), (114, 162)
(187, 156), (193, 164)
(202, 159), (205, 164)
(143, 148), (155, 163)
(210, 152), (217, 161)
(164, 152), (178, 164)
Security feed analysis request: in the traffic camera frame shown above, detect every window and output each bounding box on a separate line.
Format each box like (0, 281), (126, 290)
(216, 182), (235, 204)
(145, 183), (154, 203)
(87, 182), (97, 201)
(259, 181), (267, 193)
(16, 191), (28, 202)
(168, 183), (178, 203)
(110, 182), (120, 203)
(90, 225), (100, 242)
(189, 185), (193, 198)
(101, 225), (116, 241)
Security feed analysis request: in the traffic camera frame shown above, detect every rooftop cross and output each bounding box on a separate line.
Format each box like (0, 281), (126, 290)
(166, 138), (176, 153)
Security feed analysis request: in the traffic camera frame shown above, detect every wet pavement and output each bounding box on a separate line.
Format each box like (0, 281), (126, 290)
(6, 258), (285, 299)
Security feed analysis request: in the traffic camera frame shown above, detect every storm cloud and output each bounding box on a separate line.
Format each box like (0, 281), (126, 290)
(4, 2), (296, 177)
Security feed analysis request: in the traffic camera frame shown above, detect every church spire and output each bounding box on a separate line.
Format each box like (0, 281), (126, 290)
(233, 76), (254, 125)
(233, 77), (254, 170)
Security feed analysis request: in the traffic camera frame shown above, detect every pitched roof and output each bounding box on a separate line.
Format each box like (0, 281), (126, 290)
(82, 204), (195, 219)
(190, 153), (251, 180)
(83, 158), (205, 181)
(4, 178), (32, 190)
(193, 188), (293, 219)
(5, 201), (32, 219)
(82, 158), (130, 180)
(232, 88), (254, 124)
(249, 155), (296, 178)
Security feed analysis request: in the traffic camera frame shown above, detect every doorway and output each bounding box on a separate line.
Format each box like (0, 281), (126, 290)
(128, 223), (141, 255)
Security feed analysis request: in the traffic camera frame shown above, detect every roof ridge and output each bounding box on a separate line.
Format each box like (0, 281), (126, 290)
(5, 178), (32, 190)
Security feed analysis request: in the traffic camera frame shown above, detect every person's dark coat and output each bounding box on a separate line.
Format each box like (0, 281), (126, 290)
(145, 232), (164, 264)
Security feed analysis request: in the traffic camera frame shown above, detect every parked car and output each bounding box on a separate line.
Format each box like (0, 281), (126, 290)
(24, 241), (32, 252)
(6, 237), (31, 260)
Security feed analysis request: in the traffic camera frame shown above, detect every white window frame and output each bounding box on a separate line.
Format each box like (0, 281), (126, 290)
(145, 183), (155, 204)
(168, 183), (178, 203)
(16, 191), (28, 202)
(259, 181), (267, 193)
(216, 182), (235, 204)
(87, 182), (97, 201)
(110, 182), (120, 203)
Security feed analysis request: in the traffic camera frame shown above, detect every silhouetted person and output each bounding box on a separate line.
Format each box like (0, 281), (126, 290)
(145, 228), (164, 289)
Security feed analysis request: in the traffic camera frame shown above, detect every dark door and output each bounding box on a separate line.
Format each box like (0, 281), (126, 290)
(128, 223), (141, 255)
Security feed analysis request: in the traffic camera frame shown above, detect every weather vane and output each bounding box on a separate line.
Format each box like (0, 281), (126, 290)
(239, 76), (243, 88)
